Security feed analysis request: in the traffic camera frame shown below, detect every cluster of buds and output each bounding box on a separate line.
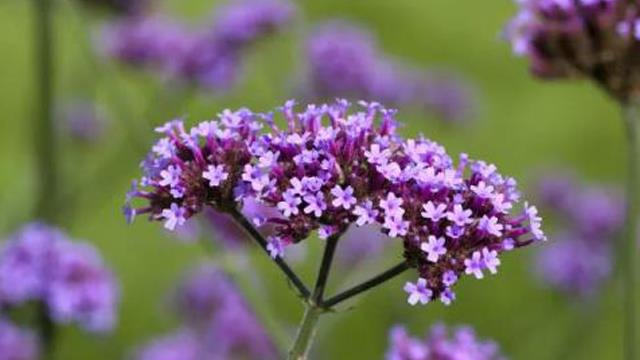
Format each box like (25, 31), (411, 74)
(125, 99), (544, 306)
(0, 223), (119, 333)
(506, 0), (640, 102)
(102, 0), (294, 91)
(386, 324), (503, 360)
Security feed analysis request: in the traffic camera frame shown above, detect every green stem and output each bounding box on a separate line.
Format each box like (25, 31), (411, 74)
(32, 0), (57, 357)
(33, 0), (56, 222)
(621, 104), (638, 360)
(228, 208), (311, 299)
(287, 303), (323, 360)
(322, 262), (410, 308)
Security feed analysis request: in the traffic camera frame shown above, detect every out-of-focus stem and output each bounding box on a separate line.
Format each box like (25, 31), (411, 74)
(32, 0), (57, 357)
(33, 0), (56, 222)
(621, 104), (638, 360)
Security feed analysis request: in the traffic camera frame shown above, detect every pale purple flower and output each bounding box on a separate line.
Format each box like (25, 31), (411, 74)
(421, 201), (448, 222)
(403, 278), (432, 306)
(159, 165), (181, 188)
(202, 164), (229, 187)
(365, 144), (391, 165)
(277, 190), (301, 217)
(162, 203), (187, 230)
(303, 192), (327, 218)
(331, 185), (357, 210)
(420, 236), (447, 263)
(478, 216), (504, 238)
(353, 200), (379, 226)
(439, 288), (456, 306)
(442, 271), (458, 287)
(482, 247), (501, 275)
(384, 216), (409, 238)
(380, 192), (405, 219)
(447, 204), (472, 226)
(471, 181), (495, 199)
(266, 236), (285, 258)
(464, 251), (484, 279)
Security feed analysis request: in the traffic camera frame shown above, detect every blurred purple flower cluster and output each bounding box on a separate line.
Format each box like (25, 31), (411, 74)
(136, 264), (277, 360)
(125, 99), (544, 306)
(534, 172), (623, 297)
(0, 318), (39, 360)
(57, 100), (108, 143)
(0, 223), (119, 332)
(301, 22), (476, 123)
(386, 324), (504, 360)
(102, 0), (295, 91)
(505, 0), (640, 101)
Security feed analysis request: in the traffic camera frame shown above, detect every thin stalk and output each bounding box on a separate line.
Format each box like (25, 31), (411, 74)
(228, 208), (311, 299)
(32, 0), (57, 357)
(322, 262), (410, 308)
(33, 0), (56, 222)
(621, 104), (638, 360)
(311, 235), (339, 301)
(287, 303), (323, 360)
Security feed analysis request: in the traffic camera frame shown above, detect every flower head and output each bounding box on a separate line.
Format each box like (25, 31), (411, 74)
(102, 1), (294, 91)
(533, 172), (622, 298)
(504, 0), (640, 101)
(302, 21), (476, 123)
(0, 223), (119, 333)
(126, 100), (544, 305)
(138, 264), (278, 360)
(0, 318), (39, 360)
(386, 324), (503, 360)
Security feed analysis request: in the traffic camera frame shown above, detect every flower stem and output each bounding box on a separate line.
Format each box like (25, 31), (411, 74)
(322, 261), (409, 308)
(33, 0), (56, 222)
(621, 104), (638, 360)
(228, 208), (311, 299)
(312, 234), (340, 301)
(287, 302), (323, 360)
(32, 0), (57, 357)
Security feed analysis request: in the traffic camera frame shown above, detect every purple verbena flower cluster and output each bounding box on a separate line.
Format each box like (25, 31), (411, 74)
(303, 21), (476, 123)
(136, 264), (277, 360)
(0, 223), (119, 332)
(386, 324), (504, 360)
(505, 0), (640, 101)
(533, 172), (623, 297)
(103, 0), (294, 91)
(57, 100), (108, 143)
(125, 99), (544, 306)
(0, 318), (39, 360)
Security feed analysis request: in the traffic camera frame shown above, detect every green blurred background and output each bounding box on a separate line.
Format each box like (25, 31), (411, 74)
(0, 0), (633, 358)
